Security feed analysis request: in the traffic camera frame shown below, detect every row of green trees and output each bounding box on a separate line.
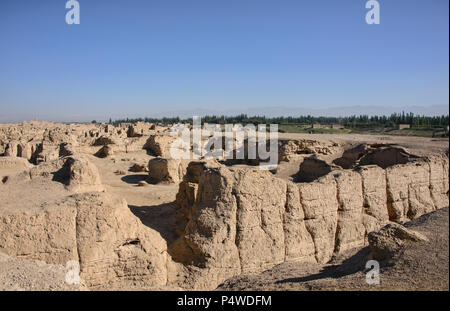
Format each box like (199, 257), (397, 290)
(112, 112), (449, 129)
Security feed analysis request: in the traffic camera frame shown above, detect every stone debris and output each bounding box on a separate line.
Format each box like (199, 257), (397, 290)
(368, 223), (429, 262)
(137, 180), (148, 187)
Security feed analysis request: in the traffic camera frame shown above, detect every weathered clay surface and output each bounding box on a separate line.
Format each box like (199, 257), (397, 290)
(144, 134), (176, 157)
(171, 155), (448, 289)
(148, 157), (189, 184)
(333, 170), (366, 254)
(357, 165), (390, 241)
(0, 204), (79, 265)
(0, 156), (33, 169)
(0, 155), (169, 289)
(0, 192), (169, 288)
(368, 222), (429, 262)
(333, 143), (419, 169)
(74, 192), (168, 288)
(279, 139), (341, 162)
(0, 252), (87, 291)
(95, 144), (115, 158)
(0, 121), (448, 291)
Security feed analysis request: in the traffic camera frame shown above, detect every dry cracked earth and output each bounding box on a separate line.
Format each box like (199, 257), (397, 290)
(0, 121), (448, 291)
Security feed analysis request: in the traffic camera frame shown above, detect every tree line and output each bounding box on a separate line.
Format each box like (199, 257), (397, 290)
(111, 112), (449, 129)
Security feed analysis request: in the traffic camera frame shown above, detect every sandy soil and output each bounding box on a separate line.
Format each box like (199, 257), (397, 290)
(0, 252), (86, 291)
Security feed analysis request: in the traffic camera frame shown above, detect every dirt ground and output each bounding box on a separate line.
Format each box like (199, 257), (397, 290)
(0, 252), (87, 291)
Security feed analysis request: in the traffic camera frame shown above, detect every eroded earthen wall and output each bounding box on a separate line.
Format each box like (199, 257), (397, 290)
(172, 155), (449, 289)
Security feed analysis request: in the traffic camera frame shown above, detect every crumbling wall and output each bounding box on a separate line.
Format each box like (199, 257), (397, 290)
(333, 143), (419, 169)
(283, 182), (316, 263)
(0, 205), (78, 265)
(0, 193), (168, 288)
(144, 134), (176, 157)
(94, 145), (115, 158)
(385, 161), (435, 222)
(234, 169), (287, 273)
(148, 157), (189, 184)
(171, 154), (449, 289)
(428, 154), (450, 209)
(279, 139), (341, 162)
(294, 157), (335, 182)
(0, 123), (448, 291)
(358, 165), (390, 241)
(74, 193), (168, 288)
(333, 171), (366, 254)
(169, 161), (241, 290)
(298, 175), (339, 263)
(0, 156), (168, 289)
(0, 156), (33, 170)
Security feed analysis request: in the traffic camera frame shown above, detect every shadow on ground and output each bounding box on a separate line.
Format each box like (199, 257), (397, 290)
(275, 247), (371, 284)
(120, 174), (148, 184)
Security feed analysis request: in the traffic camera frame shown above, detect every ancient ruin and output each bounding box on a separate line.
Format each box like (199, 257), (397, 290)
(0, 121), (448, 290)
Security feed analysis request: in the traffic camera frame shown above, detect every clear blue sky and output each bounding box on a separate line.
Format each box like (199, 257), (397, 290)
(0, 0), (448, 122)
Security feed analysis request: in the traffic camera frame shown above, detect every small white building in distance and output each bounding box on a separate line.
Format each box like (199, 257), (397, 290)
(398, 124), (411, 130)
